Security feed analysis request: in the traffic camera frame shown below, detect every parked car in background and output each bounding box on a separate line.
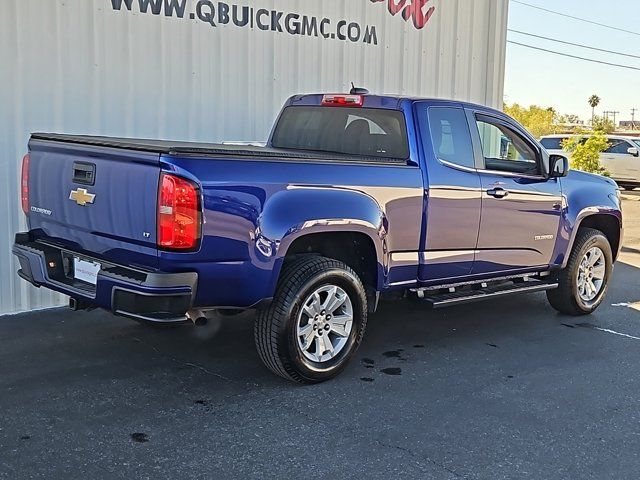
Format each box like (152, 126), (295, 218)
(540, 134), (640, 190)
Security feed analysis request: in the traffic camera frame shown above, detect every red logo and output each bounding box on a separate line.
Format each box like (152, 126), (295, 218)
(370, 0), (436, 30)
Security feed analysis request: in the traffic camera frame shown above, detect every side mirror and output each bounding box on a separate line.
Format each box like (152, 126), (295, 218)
(549, 154), (569, 178)
(627, 147), (639, 157)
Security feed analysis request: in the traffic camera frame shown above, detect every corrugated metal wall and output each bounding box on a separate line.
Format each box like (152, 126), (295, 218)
(0, 0), (508, 315)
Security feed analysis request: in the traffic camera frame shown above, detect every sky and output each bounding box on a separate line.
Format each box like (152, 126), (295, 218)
(505, 0), (640, 123)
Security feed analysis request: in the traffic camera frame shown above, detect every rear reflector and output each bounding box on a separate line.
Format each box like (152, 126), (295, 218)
(157, 173), (201, 250)
(21, 154), (30, 215)
(321, 94), (364, 107)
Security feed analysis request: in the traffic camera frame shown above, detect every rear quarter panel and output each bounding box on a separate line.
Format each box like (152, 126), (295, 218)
(159, 156), (424, 308)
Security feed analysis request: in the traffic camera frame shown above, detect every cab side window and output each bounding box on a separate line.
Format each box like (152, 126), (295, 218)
(605, 139), (633, 154)
(475, 117), (540, 175)
(427, 107), (475, 169)
(540, 137), (567, 150)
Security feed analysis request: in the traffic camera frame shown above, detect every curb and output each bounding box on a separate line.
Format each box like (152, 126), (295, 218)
(621, 194), (640, 202)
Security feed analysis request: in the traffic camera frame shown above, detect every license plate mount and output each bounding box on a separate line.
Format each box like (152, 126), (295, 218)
(73, 257), (101, 285)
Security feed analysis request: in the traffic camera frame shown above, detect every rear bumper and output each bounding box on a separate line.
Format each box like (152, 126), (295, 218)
(12, 233), (197, 323)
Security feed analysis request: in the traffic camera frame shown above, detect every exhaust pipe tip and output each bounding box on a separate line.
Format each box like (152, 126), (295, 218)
(187, 309), (209, 327)
(193, 316), (208, 327)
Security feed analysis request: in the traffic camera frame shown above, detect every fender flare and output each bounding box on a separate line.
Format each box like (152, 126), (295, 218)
(252, 187), (388, 295)
(561, 206), (622, 269)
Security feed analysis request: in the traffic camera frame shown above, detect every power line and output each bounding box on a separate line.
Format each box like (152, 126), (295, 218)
(511, 0), (640, 38)
(508, 29), (640, 60)
(507, 40), (640, 71)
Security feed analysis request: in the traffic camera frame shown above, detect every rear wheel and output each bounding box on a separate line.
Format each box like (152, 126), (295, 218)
(254, 256), (367, 383)
(547, 228), (613, 315)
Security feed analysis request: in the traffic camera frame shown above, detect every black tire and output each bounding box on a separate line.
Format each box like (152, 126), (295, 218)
(622, 185), (636, 191)
(254, 255), (368, 383)
(547, 228), (613, 316)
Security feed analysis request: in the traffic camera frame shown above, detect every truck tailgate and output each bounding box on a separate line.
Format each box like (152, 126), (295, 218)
(27, 138), (161, 269)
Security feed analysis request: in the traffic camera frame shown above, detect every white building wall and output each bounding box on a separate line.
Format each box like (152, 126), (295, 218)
(0, 0), (509, 315)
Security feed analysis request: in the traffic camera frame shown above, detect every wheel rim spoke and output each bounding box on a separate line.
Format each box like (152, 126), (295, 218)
(299, 323), (315, 350)
(299, 323), (313, 337)
(323, 286), (347, 314)
(303, 293), (322, 318)
(323, 335), (334, 353)
(592, 265), (605, 279)
(329, 314), (352, 337)
(588, 249), (602, 267)
(315, 335), (332, 358)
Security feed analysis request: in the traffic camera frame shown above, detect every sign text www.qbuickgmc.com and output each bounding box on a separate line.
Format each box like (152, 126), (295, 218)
(110, 0), (380, 45)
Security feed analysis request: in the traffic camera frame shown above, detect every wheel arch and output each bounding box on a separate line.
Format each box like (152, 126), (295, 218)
(257, 187), (387, 300)
(281, 230), (382, 291)
(563, 211), (622, 268)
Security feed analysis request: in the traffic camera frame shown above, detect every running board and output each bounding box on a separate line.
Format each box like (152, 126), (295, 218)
(419, 280), (558, 308)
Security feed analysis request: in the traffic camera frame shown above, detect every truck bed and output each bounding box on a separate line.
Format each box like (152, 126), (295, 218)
(30, 133), (407, 165)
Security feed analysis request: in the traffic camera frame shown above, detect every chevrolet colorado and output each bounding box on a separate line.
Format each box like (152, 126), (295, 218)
(13, 91), (623, 383)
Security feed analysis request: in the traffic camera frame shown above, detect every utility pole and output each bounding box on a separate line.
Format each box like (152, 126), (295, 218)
(603, 111), (620, 128)
(611, 111), (620, 129)
(632, 108), (638, 130)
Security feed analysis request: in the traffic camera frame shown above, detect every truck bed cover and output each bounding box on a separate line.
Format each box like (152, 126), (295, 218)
(30, 133), (407, 165)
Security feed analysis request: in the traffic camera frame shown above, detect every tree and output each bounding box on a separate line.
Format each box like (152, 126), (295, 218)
(591, 115), (615, 134)
(588, 95), (601, 125)
(558, 114), (581, 124)
(562, 131), (610, 176)
(503, 103), (557, 138)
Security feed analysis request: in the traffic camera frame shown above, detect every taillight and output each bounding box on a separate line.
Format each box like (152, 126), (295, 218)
(21, 154), (30, 215)
(157, 173), (201, 250)
(321, 94), (364, 107)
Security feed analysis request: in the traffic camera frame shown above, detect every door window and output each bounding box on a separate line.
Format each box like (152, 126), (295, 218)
(605, 139), (633, 154)
(540, 137), (568, 150)
(475, 118), (540, 175)
(427, 107), (475, 168)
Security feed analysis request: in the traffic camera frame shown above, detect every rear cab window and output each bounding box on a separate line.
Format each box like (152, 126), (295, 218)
(271, 106), (409, 160)
(426, 107), (475, 169)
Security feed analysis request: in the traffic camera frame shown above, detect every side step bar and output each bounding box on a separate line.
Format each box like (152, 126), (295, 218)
(418, 280), (558, 309)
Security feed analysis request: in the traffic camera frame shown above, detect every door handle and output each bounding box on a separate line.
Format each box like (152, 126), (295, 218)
(486, 187), (509, 199)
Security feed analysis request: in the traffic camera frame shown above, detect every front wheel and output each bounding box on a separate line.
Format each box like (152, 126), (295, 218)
(547, 228), (613, 315)
(254, 256), (368, 383)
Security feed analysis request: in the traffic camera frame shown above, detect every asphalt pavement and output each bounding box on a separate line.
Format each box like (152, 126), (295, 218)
(1, 195), (639, 480)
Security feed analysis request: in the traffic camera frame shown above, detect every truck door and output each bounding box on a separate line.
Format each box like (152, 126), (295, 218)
(601, 138), (638, 183)
(469, 113), (563, 274)
(415, 104), (482, 282)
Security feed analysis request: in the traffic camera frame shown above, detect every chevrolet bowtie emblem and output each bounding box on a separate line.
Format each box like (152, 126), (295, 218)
(69, 188), (96, 206)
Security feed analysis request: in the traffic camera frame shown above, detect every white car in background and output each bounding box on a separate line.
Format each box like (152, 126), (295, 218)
(540, 134), (640, 190)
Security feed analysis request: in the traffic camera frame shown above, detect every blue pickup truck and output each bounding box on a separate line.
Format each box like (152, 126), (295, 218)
(13, 91), (623, 383)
